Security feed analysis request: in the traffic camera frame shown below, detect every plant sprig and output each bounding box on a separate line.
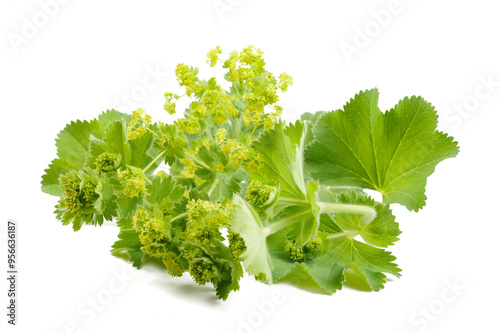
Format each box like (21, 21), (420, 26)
(41, 46), (459, 299)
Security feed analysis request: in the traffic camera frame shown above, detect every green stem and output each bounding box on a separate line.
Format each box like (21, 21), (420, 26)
(234, 118), (242, 138)
(250, 122), (262, 137)
(143, 201), (154, 210)
(207, 179), (220, 197)
(326, 230), (359, 240)
(279, 197), (309, 206)
(170, 212), (188, 223)
(263, 210), (312, 236)
(185, 153), (214, 172)
(317, 202), (377, 226)
(145, 126), (161, 139)
(143, 151), (166, 173)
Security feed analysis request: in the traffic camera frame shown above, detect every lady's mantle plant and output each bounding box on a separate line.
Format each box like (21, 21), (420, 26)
(41, 46), (459, 300)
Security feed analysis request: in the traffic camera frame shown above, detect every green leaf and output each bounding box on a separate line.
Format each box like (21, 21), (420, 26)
(115, 196), (142, 218)
(300, 111), (327, 124)
(273, 181), (320, 247)
(305, 89), (459, 211)
(317, 185), (365, 203)
(54, 169), (118, 230)
(149, 123), (188, 166)
(266, 214), (333, 287)
(146, 175), (186, 208)
(300, 111), (326, 149)
(317, 211), (343, 235)
(266, 208), (400, 293)
(328, 191), (401, 248)
(211, 241), (244, 300)
(111, 167), (145, 219)
(274, 262), (331, 294)
(230, 195), (273, 283)
(181, 238), (243, 300)
(111, 218), (145, 268)
(42, 110), (128, 196)
(94, 173), (118, 222)
(266, 230), (297, 282)
(87, 119), (155, 172)
(249, 121), (307, 200)
(304, 237), (401, 293)
(195, 145), (245, 202)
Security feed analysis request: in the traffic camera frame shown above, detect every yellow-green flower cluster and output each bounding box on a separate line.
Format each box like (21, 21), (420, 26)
(215, 162), (225, 173)
(60, 179), (82, 212)
(176, 117), (202, 135)
(95, 152), (120, 173)
(185, 199), (232, 242)
(228, 231), (247, 259)
(59, 172), (98, 213)
(220, 139), (251, 169)
(127, 108), (152, 139)
(166, 46), (291, 139)
(304, 238), (322, 254)
(224, 46), (289, 132)
(163, 92), (177, 115)
(224, 46), (265, 83)
(133, 208), (184, 276)
(179, 158), (197, 179)
(117, 168), (149, 198)
(160, 46), (293, 204)
(215, 128), (227, 145)
(206, 46), (222, 67)
(245, 156), (264, 174)
(244, 179), (275, 216)
(188, 101), (207, 118)
(59, 175), (81, 212)
(198, 86), (236, 125)
(215, 134), (263, 172)
(183, 248), (216, 285)
(278, 73), (293, 92)
(175, 64), (199, 97)
(284, 238), (322, 263)
(242, 105), (282, 131)
(133, 208), (170, 251)
(284, 240), (306, 262)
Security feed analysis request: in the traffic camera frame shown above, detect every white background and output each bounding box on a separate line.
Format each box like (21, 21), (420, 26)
(1, 0), (499, 332)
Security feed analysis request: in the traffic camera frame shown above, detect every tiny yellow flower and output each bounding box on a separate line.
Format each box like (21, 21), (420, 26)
(206, 46), (222, 67)
(215, 128), (227, 145)
(216, 163), (225, 173)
